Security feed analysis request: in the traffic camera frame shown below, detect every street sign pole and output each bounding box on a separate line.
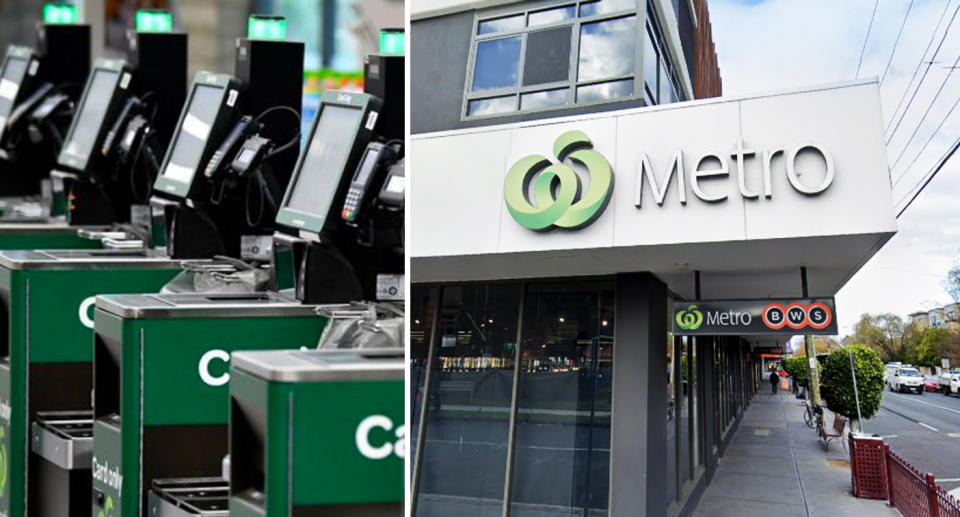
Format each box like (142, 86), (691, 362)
(806, 336), (822, 407)
(850, 349), (864, 432)
(801, 268), (822, 408)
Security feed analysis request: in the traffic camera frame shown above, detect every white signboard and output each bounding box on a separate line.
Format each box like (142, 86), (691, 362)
(410, 80), (897, 297)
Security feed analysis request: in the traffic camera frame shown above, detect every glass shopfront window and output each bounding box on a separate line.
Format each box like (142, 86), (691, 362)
(413, 279), (615, 516)
(509, 281), (615, 515)
(679, 337), (690, 486)
(410, 286), (439, 466)
(666, 298), (677, 503)
(415, 284), (522, 516)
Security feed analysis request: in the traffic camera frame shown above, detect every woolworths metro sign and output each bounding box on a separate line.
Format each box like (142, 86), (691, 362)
(673, 298), (837, 335)
(504, 131), (835, 231)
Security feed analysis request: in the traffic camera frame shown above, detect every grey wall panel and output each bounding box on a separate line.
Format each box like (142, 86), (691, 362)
(411, 13), (475, 134)
(611, 272), (667, 517)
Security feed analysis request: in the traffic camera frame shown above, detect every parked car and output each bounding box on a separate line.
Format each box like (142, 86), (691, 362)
(924, 376), (941, 392)
(941, 370), (960, 396)
(889, 367), (925, 394)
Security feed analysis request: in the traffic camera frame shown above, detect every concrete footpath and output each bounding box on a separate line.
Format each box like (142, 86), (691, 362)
(693, 392), (901, 517)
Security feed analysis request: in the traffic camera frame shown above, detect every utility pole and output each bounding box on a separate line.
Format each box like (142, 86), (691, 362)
(802, 267), (822, 406)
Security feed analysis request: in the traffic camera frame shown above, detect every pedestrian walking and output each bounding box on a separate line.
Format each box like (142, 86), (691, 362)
(769, 369), (780, 395)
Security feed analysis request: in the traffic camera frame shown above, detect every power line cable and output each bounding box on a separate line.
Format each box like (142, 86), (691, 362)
(889, 52), (960, 171)
(856, 0), (881, 79)
(891, 90), (960, 189)
(896, 133), (960, 218)
(885, 0), (955, 132)
(880, 0), (916, 85)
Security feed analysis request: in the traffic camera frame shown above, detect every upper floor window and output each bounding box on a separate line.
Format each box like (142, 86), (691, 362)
(643, 4), (684, 106)
(464, 0), (685, 119)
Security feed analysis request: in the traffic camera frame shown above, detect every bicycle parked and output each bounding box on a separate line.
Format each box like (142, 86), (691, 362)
(803, 396), (825, 431)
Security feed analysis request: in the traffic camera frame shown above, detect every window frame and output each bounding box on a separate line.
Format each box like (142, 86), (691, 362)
(462, 0), (646, 121)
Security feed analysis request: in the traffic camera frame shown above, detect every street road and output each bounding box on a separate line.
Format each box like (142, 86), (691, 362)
(864, 389), (960, 493)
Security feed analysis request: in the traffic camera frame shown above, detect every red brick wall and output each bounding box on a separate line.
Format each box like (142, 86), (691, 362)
(693, 0), (722, 99)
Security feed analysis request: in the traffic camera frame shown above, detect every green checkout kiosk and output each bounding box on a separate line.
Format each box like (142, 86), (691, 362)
(90, 48), (405, 514)
(0, 17), (309, 516)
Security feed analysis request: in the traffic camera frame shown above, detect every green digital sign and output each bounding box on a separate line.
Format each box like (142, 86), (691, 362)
(135, 9), (173, 33)
(379, 28), (405, 55)
(43, 3), (77, 24)
(248, 15), (287, 40)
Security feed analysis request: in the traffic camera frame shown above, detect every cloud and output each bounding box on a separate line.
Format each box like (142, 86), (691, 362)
(709, 0), (960, 335)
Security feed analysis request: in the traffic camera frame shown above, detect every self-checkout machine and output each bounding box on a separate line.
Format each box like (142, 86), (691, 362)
(0, 3), (93, 247)
(0, 14), (188, 517)
(136, 33), (407, 517)
(79, 17), (326, 517)
(0, 3), (91, 195)
(224, 37), (406, 517)
(0, 8), (188, 253)
(0, 15), (314, 516)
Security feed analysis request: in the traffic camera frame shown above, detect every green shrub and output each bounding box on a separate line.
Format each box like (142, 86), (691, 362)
(783, 356), (820, 388)
(821, 345), (885, 421)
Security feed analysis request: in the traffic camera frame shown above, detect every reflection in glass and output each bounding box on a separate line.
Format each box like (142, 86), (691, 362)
(510, 281), (614, 516)
(577, 79), (634, 104)
(579, 0), (636, 17)
(680, 337), (690, 486)
(692, 337), (701, 467)
(578, 16), (636, 82)
(410, 287), (438, 468)
(415, 284), (521, 517)
(523, 26), (572, 86)
(528, 5), (576, 26)
(666, 309), (677, 504)
(644, 25), (659, 103)
(521, 89), (569, 110)
(468, 96), (516, 116)
(659, 58), (676, 104)
(472, 37), (522, 91)
(478, 14), (524, 35)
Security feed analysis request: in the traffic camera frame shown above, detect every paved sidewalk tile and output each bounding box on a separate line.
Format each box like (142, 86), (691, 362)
(692, 393), (900, 517)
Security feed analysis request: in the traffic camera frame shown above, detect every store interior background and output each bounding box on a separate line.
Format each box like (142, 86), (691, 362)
(0, 0), (404, 137)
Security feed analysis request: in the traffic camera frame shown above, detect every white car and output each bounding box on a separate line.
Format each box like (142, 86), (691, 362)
(889, 367), (925, 394)
(941, 370), (960, 396)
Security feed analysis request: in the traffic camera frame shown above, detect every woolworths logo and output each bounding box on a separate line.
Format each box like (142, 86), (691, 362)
(675, 305), (704, 330)
(504, 130), (613, 231)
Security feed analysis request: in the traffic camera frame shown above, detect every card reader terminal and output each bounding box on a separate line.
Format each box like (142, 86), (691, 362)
(341, 141), (395, 222)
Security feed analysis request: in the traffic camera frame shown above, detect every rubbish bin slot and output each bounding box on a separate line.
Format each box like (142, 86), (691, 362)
(94, 331), (121, 420)
(229, 397), (265, 508)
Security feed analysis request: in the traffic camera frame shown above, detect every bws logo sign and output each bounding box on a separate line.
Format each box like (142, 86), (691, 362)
(762, 302), (832, 331)
(504, 131), (613, 231)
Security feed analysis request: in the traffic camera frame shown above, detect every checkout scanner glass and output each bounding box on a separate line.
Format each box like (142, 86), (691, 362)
(0, 56), (29, 138)
(60, 69), (121, 166)
(285, 104), (364, 217)
(161, 84), (224, 187)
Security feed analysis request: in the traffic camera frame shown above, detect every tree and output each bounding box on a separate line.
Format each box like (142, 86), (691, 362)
(851, 313), (914, 363)
(910, 328), (951, 368)
(942, 261), (960, 303)
(821, 345), (885, 431)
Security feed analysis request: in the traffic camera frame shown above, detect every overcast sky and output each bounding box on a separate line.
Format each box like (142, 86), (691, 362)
(709, 0), (960, 338)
